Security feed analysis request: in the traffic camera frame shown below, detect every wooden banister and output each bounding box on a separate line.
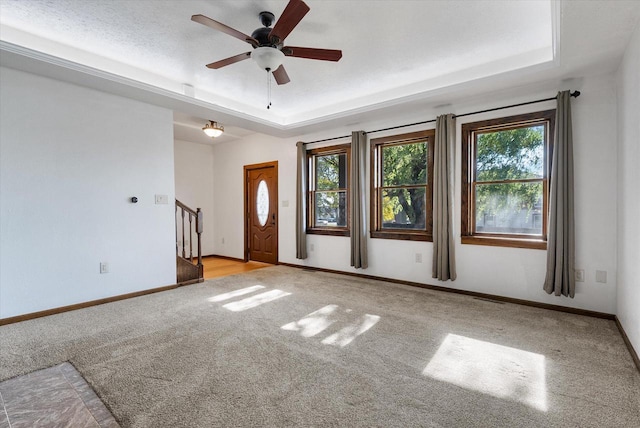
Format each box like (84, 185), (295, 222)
(175, 199), (204, 283)
(176, 199), (197, 215)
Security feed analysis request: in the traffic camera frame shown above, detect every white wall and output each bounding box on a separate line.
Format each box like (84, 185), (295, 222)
(212, 134), (298, 259)
(0, 67), (176, 318)
(212, 73), (619, 314)
(174, 139), (215, 256)
(616, 22), (640, 352)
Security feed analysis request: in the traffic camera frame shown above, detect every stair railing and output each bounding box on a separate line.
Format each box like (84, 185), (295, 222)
(175, 199), (203, 282)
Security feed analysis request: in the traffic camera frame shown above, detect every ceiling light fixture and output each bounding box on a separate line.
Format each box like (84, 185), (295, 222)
(202, 120), (224, 138)
(251, 47), (284, 72)
(250, 47), (284, 110)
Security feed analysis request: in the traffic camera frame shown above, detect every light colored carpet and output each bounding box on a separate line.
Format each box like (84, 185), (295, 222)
(1, 266), (638, 427)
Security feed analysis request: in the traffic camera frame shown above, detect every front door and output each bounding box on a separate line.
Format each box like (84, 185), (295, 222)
(244, 161), (278, 264)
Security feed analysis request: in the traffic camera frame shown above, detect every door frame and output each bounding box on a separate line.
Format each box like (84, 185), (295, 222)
(243, 161), (278, 263)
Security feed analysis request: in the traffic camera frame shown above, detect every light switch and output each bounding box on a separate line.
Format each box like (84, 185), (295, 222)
(155, 194), (168, 204)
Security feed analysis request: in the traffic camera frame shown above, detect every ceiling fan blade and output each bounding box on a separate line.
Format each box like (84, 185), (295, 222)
(192, 14), (259, 47)
(206, 52), (251, 69)
(282, 46), (342, 62)
(269, 0), (310, 43)
(272, 65), (290, 85)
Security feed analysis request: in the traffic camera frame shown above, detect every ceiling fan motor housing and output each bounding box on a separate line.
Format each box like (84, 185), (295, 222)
(251, 27), (277, 47)
(252, 11), (280, 47)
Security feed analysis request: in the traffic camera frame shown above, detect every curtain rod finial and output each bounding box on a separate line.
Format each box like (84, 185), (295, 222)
(570, 90), (581, 98)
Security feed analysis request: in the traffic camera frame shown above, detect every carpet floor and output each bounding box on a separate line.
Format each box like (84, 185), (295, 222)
(0, 266), (638, 427)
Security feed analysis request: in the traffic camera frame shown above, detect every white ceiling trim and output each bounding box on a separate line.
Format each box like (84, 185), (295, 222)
(551, 0), (562, 61)
(0, 38), (558, 133)
(0, 26), (281, 123)
(0, 40), (286, 131)
(0, 38), (564, 139)
(0, 0), (556, 126)
(1, 20), (555, 128)
(3, 0), (639, 141)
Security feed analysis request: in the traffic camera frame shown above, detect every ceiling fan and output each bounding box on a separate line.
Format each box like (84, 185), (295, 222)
(191, 0), (342, 85)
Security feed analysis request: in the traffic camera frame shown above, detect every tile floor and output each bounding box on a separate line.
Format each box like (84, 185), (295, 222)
(0, 362), (119, 428)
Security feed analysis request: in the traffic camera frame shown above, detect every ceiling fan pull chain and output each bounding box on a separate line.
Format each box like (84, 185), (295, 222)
(267, 69), (272, 109)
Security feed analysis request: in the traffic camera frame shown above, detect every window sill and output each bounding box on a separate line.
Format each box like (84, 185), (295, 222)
(307, 228), (350, 237)
(370, 231), (432, 242)
(461, 235), (547, 250)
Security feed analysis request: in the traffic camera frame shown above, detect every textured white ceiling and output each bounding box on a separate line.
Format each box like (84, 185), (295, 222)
(1, 0), (639, 135)
(0, 0), (552, 124)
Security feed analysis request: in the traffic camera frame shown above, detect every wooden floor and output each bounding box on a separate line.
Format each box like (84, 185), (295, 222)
(201, 256), (271, 279)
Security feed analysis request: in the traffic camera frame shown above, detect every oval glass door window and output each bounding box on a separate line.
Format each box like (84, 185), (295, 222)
(256, 180), (269, 226)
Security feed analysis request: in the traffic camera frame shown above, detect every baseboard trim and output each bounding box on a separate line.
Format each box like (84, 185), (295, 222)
(4, 261), (634, 372)
(281, 262), (640, 372)
(278, 262), (615, 320)
(207, 254), (246, 263)
(0, 281), (195, 326)
(614, 316), (640, 372)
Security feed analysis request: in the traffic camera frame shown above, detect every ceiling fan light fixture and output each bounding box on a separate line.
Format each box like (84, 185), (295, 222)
(202, 120), (224, 138)
(251, 47), (284, 72)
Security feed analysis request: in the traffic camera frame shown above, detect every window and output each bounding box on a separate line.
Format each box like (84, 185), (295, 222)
(370, 130), (434, 241)
(461, 110), (555, 249)
(307, 144), (350, 236)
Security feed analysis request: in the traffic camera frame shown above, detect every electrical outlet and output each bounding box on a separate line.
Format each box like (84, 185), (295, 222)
(100, 262), (109, 274)
(310, 243), (315, 251)
(415, 253), (423, 263)
(575, 269), (585, 282)
(221, 237), (225, 244)
(596, 270), (607, 283)
(282, 200), (289, 207)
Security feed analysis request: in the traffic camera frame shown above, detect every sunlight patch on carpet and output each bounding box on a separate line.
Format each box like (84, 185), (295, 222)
(208, 285), (266, 302)
(281, 305), (339, 337)
(321, 314), (380, 348)
(223, 289), (291, 312)
(423, 334), (547, 412)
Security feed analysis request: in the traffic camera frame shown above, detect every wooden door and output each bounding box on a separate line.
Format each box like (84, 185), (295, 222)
(244, 162), (278, 264)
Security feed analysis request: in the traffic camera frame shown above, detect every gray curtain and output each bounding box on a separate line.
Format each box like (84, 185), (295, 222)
(296, 141), (308, 259)
(432, 114), (457, 281)
(544, 91), (575, 297)
(350, 131), (368, 269)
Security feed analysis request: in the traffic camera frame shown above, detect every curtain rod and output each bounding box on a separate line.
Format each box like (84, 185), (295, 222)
(303, 90), (581, 145)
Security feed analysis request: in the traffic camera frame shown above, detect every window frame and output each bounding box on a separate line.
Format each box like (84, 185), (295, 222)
(461, 110), (555, 249)
(306, 144), (351, 237)
(370, 129), (435, 241)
